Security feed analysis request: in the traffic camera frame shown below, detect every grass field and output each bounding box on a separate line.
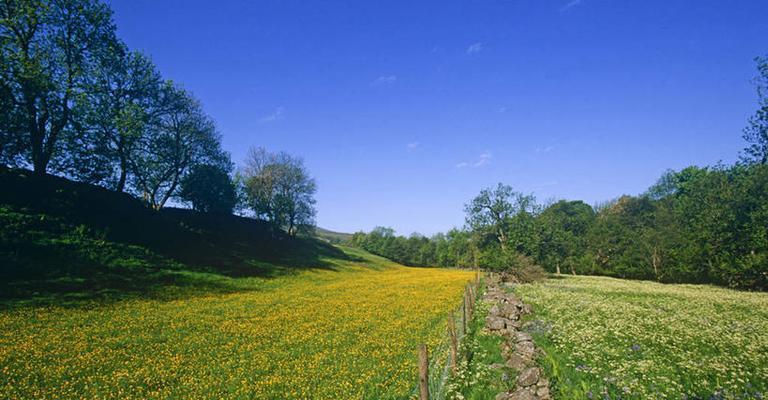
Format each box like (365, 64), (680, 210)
(0, 247), (473, 399)
(516, 275), (768, 400)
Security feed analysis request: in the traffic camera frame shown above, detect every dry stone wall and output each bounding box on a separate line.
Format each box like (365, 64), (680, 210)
(483, 276), (551, 400)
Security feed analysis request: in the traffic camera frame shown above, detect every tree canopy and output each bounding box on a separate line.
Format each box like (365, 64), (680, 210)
(241, 147), (317, 235)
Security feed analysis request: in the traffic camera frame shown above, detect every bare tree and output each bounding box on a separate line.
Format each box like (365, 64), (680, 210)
(241, 147), (316, 235)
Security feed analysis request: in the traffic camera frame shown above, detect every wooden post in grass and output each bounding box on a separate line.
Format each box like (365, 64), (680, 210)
(462, 290), (467, 334)
(448, 313), (457, 375)
(467, 285), (473, 321)
(471, 285), (475, 317)
(418, 344), (429, 400)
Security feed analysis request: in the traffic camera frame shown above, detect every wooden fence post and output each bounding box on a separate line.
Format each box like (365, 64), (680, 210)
(462, 290), (467, 334)
(467, 285), (473, 321)
(469, 286), (476, 319)
(418, 344), (429, 400)
(448, 314), (457, 375)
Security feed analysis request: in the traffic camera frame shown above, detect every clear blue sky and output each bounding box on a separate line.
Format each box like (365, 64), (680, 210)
(109, 0), (767, 236)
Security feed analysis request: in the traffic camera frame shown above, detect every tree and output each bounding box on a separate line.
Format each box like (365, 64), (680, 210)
(742, 56), (768, 165)
(0, 0), (118, 174)
(464, 183), (537, 250)
(130, 83), (229, 209)
(67, 43), (161, 190)
(536, 200), (595, 274)
(179, 164), (237, 214)
(242, 147), (317, 235)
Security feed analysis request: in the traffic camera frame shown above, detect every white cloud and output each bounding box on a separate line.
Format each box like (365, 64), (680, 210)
(259, 106), (284, 124)
(466, 42), (484, 54)
(474, 151), (492, 167)
(407, 142), (419, 151)
(371, 75), (397, 86)
(456, 151), (492, 169)
(535, 146), (554, 153)
(560, 0), (583, 12)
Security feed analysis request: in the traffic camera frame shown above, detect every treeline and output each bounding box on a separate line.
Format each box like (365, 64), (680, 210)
(354, 56), (768, 290)
(355, 164), (767, 290)
(0, 0), (316, 235)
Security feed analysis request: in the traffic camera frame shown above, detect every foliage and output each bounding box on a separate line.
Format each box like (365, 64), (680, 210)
(0, 0), (239, 215)
(0, 248), (473, 399)
(178, 164), (237, 214)
(130, 83), (230, 210)
(352, 227), (462, 268)
(742, 55), (768, 165)
(516, 275), (768, 399)
(0, 0), (118, 173)
(464, 183), (537, 251)
(241, 147), (317, 235)
(65, 44), (162, 191)
(355, 162), (767, 290)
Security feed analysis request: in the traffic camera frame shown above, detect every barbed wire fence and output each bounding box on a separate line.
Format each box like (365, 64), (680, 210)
(411, 270), (483, 400)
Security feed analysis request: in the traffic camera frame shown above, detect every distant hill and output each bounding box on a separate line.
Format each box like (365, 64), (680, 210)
(315, 227), (354, 244)
(0, 168), (357, 304)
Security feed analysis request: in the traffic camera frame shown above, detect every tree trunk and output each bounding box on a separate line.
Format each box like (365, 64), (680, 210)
(156, 173), (180, 210)
(28, 107), (48, 175)
(116, 165), (127, 193)
(32, 145), (48, 175)
(116, 138), (127, 192)
(497, 229), (507, 251)
(651, 246), (662, 281)
(288, 218), (295, 236)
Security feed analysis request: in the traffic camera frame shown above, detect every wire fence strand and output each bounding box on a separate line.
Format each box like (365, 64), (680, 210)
(411, 276), (481, 400)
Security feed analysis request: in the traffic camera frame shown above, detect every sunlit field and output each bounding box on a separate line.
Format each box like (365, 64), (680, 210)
(0, 249), (473, 399)
(516, 275), (768, 399)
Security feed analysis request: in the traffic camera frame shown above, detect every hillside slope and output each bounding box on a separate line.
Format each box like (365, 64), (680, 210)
(315, 227), (354, 243)
(0, 169), (357, 305)
(0, 169), (477, 399)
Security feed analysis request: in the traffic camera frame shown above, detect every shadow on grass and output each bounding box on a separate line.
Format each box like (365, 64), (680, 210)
(0, 169), (365, 308)
(0, 234), (360, 309)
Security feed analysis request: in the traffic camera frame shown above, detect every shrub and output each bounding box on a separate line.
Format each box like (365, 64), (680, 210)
(179, 165), (237, 214)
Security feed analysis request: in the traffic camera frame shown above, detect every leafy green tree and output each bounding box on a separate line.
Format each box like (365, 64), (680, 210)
(464, 183), (536, 250)
(131, 83), (229, 209)
(536, 200), (594, 274)
(742, 56), (768, 165)
(179, 164), (237, 214)
(0, 0), (118, 174)
(67, 44), (161, 191)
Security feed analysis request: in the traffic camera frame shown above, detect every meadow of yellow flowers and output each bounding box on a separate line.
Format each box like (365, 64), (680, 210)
(0, 249), (473, 399)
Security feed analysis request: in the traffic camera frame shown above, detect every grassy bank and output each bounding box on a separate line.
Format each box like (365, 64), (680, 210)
(0, 169), (477, 398)
(516, 275), (768, 399)
(0, 248), (474, 399)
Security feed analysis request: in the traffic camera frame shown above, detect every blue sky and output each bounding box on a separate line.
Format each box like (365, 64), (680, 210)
(110, 0), (768, 235)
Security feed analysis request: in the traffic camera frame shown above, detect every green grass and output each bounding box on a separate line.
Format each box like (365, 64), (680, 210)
(0, 169), (358, 306)
(0, 169), (479, 399)
(0, 248), (474, 399)
(516, 275), (768, 400)
(444, 288), (515, 400)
